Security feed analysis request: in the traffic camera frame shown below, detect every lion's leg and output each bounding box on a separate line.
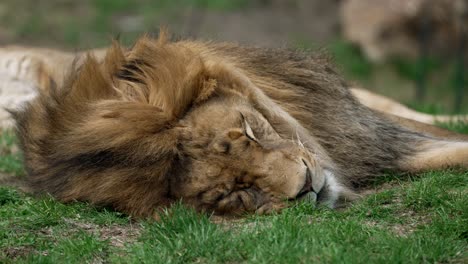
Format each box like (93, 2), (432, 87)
(0, 47), (73, 88)
(0, 49), (47, 128)
(0, 46), (105, 129)
(380, 105), (468, 171)
(384, 113), (468, 141)
(0, 46), (107, 89)
(351, 87), (468, 124)
(353, 87), (468, 140)
(399, 139), (468, 172)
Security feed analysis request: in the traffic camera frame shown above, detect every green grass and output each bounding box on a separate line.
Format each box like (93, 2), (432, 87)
(1, 122), (467, 263)
(0, 131), (23, 176)
(1, 171), (467, 263)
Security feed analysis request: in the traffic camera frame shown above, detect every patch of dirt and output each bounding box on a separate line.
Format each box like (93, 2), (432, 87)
(364, 211), (433, 237)
(362, 193), (433, 237)
(210, 215), (274, 234)
(1, 245), (35, 260)
(62, 218), (141, 248)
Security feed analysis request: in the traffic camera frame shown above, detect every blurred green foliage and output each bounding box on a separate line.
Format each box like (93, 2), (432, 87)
(323, 40), (467, 113)
(390, 57), (442, 83)
(329, 40), (373, 81)
(93, 0), (248, 13)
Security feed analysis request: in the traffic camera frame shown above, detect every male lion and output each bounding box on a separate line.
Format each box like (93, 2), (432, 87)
(5, 32), (468, 218)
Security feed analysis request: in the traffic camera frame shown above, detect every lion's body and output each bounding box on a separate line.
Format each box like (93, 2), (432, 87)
(196, 43), (412, 183)
(5, 34), (468, 217)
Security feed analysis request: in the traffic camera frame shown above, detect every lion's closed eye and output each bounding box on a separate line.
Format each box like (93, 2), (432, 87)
(244, 121), (257, 142)
(240, 113), (258, 142)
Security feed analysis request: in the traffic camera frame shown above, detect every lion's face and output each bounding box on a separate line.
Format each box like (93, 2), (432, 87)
(171, 94), (326, 215)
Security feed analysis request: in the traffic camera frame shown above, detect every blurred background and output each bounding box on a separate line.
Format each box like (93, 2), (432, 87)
(0, 0), (466, 113)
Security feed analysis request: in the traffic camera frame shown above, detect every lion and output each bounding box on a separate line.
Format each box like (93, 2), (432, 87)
(5, 32), (468, 218)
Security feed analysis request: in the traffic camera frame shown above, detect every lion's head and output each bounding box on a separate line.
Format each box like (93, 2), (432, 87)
(14, 34), (331, 218)
(173, 91), (326, 215)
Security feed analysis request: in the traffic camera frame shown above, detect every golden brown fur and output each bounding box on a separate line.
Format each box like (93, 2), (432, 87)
(12, 32), (468, 218)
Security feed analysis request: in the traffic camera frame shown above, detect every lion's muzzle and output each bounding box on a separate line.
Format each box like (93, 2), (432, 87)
(293, 159), (326, 204)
